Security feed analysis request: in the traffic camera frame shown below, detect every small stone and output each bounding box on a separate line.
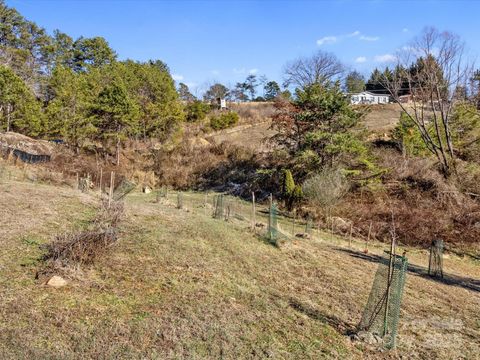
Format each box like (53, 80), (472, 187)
(47, 275), (67, 288)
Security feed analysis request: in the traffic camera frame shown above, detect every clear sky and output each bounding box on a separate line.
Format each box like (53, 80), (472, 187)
(6, 0), (480, 94)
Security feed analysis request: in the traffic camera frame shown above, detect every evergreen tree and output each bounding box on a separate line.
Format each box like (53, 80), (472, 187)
(272, 82), (366, 177)
(0, 65), (42, 135)
(264, 81), (281, 100)
(72, 36), (117, 72)
(89, 78), (139, 164)
(203, 83), (229, 102)
(244, 74), (258, 100)
(178, 82), (195, 102)
(344, 71), (365, 93)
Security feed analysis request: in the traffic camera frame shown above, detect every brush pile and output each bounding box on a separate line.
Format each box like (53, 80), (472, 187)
(41, 200), (124, 269)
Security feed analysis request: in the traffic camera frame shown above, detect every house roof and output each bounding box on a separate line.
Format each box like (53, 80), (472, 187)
(351, 91), (390, 97)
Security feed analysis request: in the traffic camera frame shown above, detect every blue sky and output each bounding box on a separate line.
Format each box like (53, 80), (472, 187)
(6, 0), (480, 94)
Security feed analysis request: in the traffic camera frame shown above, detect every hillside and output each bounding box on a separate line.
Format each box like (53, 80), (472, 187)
(1, 167), (479, 359)
(206, 103), (403, 150)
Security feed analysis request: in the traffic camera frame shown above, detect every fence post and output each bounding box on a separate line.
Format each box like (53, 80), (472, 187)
(204, 193), (207, 216)
(251, 191), (256, 232)
(331, 216), (334, 241)
(349, 222), (353, 248)
(384, 231), (397, 337)
(108, 171), (115, 208)
(366, 221), (372, 252)
(99, 168), (103, 195)
(268, 193), (272, 236)
(292, 209), (296, 237)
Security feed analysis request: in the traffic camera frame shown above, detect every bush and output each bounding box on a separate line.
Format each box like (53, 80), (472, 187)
(283, 169), (295, 197)
(210, 111), (239, 130)
(302, 167), (350, 218)
(393, 112), (429, 156)
(185, 100), (211, 122)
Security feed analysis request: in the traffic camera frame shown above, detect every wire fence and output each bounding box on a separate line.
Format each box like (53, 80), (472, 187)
(358, 252), (408, 349)
(154, 190), (316, 242)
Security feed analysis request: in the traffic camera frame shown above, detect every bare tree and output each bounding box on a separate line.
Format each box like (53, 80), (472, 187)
(302, 167), (350, 221)
(283, 50), (345, 89)
(384, 27), (474, 176)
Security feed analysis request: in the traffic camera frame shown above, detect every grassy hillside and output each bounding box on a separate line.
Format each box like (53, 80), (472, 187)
(0, 169), (479, 359)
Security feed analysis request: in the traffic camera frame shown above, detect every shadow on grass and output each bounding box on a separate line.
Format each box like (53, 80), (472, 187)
(334, 247), (480, 293)
(288, 297), (357, 336)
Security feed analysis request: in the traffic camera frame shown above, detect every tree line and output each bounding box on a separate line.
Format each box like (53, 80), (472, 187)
(179, 75), (289, 103)
(0, 1), (182, 159)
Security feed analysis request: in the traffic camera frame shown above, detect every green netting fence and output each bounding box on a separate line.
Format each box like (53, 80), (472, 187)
(305, 217), (313, 235)
(177, 192), (183, 209)
(113, 179), (136, 201)
(156, 186), (168, 202)
(358, 252), (408, 349)
(213, 194), (225, 219)
(156, 191), (318, 243)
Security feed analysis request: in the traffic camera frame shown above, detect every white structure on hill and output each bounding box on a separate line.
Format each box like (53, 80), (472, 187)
(350, 91), (390, 105)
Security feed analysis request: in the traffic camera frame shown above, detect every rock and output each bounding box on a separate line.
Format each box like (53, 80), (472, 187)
(354, 331), (384, 345)
(47, 275), (67, 288)
(295, 233), (311, 239)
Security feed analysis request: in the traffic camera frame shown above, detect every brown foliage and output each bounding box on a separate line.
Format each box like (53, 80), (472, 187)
(336, 149), (480, 246)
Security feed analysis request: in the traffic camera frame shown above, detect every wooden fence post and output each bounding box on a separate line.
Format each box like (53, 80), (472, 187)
(108, 171), (115, 208)
(99, 168), (103, 195)
(292, 209), (296, 237)
(204, 193), (208, 216)
(251, 191), (256, 232)
(366, 221), (372, 253)
(349, 222), (353, 248)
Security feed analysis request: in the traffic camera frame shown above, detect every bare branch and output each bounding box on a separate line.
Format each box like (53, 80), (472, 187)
(283, 50), (345, 88)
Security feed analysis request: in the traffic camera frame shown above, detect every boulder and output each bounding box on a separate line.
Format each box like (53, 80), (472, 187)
(47, 275), (67, 288)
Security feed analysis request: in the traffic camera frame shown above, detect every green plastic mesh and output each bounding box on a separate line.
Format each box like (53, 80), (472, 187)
(358, 253), (408, 349)
(267, 203), (279, 243)
(113, 179), (136, 201)
(78, 175), (92, 193)
(177, 192), (183, 209)
(213, 194), (224, 219)
(225, 197), (235, 221)
(428, 239), (444, 278)
(156, 186), (168, 202)
(305, 217), (313, 235)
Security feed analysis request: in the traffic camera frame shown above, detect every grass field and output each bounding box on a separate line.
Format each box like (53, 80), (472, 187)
(0, 171), (479, 359)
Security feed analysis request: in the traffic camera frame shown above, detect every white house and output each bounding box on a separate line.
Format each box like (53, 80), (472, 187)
(350, 91), (390, 105)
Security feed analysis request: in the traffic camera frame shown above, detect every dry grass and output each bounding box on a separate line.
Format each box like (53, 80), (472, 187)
(229, 102), (276, 125)
(0, 171), (479, 359)
(358, 104), (403, 136)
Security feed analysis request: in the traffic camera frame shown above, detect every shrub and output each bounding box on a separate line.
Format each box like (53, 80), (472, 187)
(210, 111), (239, 130)
(185, 100), (211, 122)
(451, 102), (480, 162)
(283, 169), (295, 197)
(302, 167), (350, 218)
(393, 112), (429, 156)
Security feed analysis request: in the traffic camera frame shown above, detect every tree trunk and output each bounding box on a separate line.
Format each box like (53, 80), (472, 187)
(6, 103), (11, 132)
